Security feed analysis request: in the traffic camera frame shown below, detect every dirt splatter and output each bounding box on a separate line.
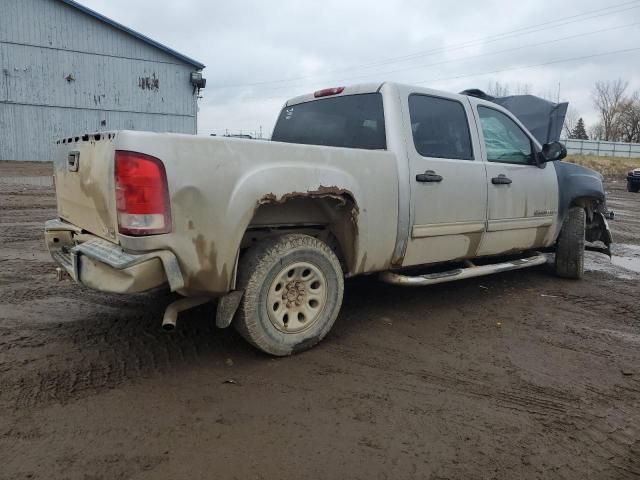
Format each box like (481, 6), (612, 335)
(191, 233), (228, 293)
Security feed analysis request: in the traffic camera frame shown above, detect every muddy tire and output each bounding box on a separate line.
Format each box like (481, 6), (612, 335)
(628, 182), (639, 193)
(234, 234), (344, 356)
(555, 206), (586, 279)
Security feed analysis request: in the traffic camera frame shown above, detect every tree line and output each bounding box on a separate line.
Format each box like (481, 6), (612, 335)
(558, 79), (640, 142)
(486, 79), (640, 143)
(589, 79), (639, 143)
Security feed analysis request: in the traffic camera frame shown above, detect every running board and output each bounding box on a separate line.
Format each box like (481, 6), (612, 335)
(379, 253), (547, 287)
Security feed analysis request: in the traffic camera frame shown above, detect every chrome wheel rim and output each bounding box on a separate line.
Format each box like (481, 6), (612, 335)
(266, 261), (328, 333)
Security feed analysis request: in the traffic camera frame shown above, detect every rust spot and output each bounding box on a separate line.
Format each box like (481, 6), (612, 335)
(138, 73), (160, 91)
(255, 186), (360, 274)
(258, 186), (357, 212)
(258, 193), (277, 205)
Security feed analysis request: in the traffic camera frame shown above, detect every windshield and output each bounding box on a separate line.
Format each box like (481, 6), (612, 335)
(271, 93), (386, 150)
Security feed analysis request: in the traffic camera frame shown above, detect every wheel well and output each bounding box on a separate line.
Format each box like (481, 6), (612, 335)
(570, 195), (599, 214)
(568, 197), (610, 246)
(241, 194), (359, 273)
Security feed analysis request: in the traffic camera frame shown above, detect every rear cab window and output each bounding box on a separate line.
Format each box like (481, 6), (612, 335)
(408, 94), (474, 160)
(271, 93), (386, 150)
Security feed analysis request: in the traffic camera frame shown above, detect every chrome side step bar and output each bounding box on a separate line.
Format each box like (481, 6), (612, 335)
(379, 253), (547, 287)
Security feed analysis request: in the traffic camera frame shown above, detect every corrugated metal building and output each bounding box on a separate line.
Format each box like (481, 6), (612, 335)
(0, 0), (205, 161)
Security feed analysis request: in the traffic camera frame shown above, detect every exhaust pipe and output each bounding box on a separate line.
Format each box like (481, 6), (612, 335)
(162, 296), (212, 332)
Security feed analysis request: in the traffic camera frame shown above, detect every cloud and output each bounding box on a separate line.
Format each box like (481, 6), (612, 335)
(81, 0), (640, 135)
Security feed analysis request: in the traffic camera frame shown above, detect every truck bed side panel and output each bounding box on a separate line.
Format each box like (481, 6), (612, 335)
(112, 131), (400, 295)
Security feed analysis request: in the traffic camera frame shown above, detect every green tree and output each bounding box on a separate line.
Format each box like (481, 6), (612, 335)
(570, 118), (589, 140)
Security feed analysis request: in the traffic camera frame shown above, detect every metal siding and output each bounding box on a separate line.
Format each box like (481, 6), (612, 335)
(1, 103), (195, 161)
(0, 0), (200, 160)
(563, 138), (640, 158)
(0, 0), (189, 65)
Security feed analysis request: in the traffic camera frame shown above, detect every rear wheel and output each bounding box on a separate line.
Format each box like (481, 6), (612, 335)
(234, 234), (344, 356)
(555, 206), (585, 279)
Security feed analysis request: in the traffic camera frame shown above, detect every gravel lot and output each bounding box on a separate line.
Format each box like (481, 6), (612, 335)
(1, 161), (639, 480)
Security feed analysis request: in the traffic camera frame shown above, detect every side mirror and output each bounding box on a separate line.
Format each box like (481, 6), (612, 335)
(539, 141), (567, 163)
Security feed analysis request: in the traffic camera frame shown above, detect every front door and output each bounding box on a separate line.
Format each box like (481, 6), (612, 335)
(472, 104), (559, 256)
(402, 92), (488, 267)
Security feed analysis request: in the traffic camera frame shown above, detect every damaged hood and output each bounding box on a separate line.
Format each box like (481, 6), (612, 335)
(461, 89), (568, 145)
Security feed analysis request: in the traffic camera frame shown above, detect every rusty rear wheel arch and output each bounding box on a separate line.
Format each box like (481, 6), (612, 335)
(241, 194), (358, 274)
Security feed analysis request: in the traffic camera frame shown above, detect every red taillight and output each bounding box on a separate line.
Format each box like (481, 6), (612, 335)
(115, 150), (171, 236)
(314, 86), (345, 98)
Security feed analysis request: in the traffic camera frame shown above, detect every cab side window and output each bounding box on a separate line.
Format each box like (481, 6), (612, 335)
(409, 95), (473, 160)
(478, 106), (534, 165)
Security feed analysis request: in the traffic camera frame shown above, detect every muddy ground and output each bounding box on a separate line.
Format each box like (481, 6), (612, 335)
(0, 161), (639, 480)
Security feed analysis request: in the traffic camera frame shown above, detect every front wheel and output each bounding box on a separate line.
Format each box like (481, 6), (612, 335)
(555, 206), (585, 279)
(628, 182), (639, 193)
(234, 234), (344, 356)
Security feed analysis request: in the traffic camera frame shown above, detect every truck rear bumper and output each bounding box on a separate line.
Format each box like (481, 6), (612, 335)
(44, 219), (185, 294)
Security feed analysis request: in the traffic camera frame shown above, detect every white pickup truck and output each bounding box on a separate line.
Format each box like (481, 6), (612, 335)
(45, 82), (612, 355)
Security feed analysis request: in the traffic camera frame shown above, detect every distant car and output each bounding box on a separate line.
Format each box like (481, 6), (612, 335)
(628, 168), (640, 192)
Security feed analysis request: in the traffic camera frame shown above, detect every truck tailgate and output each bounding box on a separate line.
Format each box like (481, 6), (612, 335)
(53, 134), (118, 242)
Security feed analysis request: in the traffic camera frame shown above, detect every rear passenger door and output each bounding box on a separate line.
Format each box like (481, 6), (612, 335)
(402, 93), (488, 267)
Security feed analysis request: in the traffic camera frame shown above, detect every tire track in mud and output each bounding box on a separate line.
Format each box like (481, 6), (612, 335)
(556, 292), (640, 321)
(0, 198), (244, 410)
(540, 405), (640, 478)
(0, 300), (247, 410)
(332, 346), (577, 417)
(0, 259), (54, 281)
(321, 343), (640, 478)
(313, 303), (640, 479)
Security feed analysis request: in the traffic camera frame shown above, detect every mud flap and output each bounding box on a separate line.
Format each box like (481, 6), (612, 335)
(215, 290), (244, 328)
(586, 212), (613, 257)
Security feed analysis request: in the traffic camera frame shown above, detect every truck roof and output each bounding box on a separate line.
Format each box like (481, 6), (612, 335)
(285, 82), (385, 106)
(284, 82), (567, 145)
(284, 81), (478, 107)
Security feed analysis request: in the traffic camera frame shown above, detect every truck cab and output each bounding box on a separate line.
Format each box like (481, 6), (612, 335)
(272, 83), (580, 267)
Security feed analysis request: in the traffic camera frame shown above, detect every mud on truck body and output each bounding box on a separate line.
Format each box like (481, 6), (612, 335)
(45, 82), (612, 355)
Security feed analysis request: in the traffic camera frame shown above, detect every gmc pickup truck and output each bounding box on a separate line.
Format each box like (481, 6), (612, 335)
(45, 82), (612, 356)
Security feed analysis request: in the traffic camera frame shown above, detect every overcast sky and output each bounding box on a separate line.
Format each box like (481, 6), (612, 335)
(81, 0), (640, 137)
